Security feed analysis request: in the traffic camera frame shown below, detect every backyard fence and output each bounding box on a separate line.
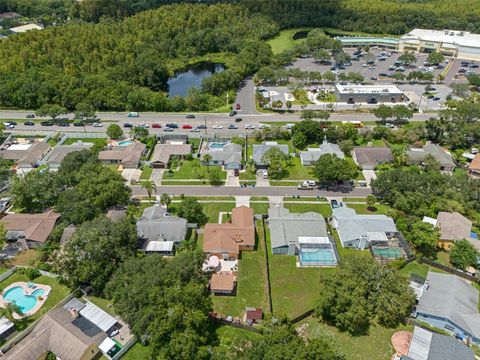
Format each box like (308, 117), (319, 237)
(418, 257), (479, 283)
(290, 309), (315, 324)
(212, 318), (261, 334)
(261, 219), (273, 314)
(0, 266), (17, 283)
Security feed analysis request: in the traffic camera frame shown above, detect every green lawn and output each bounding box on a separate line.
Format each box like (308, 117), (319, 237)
(121, 343), (151, 360)
(355, 139), (386, 147)
(284, 197), (327, 202)
(87, 296), (116, 315)
(239, 171), (256, 181)
(270, 181), (300, 186)
(0, 272), (70, 330)
(398, 260), (429, 279)
(267, 28), (312, 54)
(284, 157), (316, 180)
(250, 202), (270, 215)
(212, 221), (269, 317)
(163, 160), (226, 180)
(344, 197), (367, 202)
(62, 137), (106, 145)
(300, 316), (413, 360)
(139, 166), (152, 180)
(284, 203), (332, 217)
(265, 226), (336, 318)
(346, 203), (392, 215)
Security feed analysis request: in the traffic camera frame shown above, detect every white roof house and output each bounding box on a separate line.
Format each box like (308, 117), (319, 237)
(10, 23), (43, 33)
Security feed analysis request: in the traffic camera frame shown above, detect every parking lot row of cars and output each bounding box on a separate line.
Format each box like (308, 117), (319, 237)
(4, 121), (103, 129)
(123, 122), (270, 132)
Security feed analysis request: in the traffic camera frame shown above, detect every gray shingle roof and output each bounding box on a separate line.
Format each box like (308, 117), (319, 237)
(300, 140), (344, 164)
(252, 143), (289, 165)
(332, 206), (397, 247)
(406, 143), (455, 169)
(353, 146), (393, 169)
(436, 212), (472, 241)
(202, 143), (242, 165)
(417, 272), (480, 340)
(136, 205), (187, 242)
(45, 143), (93, 165)
(268, 207), (328, 249)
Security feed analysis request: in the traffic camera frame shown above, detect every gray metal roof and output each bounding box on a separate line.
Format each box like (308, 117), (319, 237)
(268, 207), (328, 249)
(79, 301), (117, 333)
(63, 297), (86, 313)
(300, 140), (345, 164)
(332, 206), (397, 247)
(137, 205), (187, 242)
(408, 326), (474, 360)
(417, 272), (480, 340)
(252, 143), (289, 165)
(406, 143), (455, 168)
(0, 316), (14, 336)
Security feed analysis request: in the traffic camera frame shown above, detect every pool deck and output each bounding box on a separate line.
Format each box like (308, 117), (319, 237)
(0, 281), (52, 318)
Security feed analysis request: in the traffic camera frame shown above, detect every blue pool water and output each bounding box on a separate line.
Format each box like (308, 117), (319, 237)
(209, 142), (227, 150)
(3, 286), (45, 313)
(299, 249), (336, 266)
(117, 140), (133, 146)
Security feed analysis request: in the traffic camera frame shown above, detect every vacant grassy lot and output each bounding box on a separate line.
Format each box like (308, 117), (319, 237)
(346, 203), (392, 215)
(212, 221), (269, 317)
(284, 203), (332, 217)
(0, 272), (70, 330)
(63, 137), (106, 145)
(300, 316), (413, 360)
(267, 28), (312, 54)
(165, 160), (226, 180)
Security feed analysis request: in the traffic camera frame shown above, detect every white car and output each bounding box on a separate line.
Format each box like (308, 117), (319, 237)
(92, 123), (103, 127)
(262, 170), (268, 179)
(212, 125), (223, 129)
(362, 63), (369, 67)
(285, 123), (295, 130)
(138, 122), (149, 128)
(258, 124), (270, 129)
(190, 127), (200, 132)
(244, 124), (255, 129)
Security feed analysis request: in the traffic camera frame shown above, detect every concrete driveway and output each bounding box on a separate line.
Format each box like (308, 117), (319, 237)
(122, 169), (141, 184)
(362, 170), (377, 187)
(151, 169), (165, 185)
(225, 170), (240, 187)
(256, 170), (270, 186)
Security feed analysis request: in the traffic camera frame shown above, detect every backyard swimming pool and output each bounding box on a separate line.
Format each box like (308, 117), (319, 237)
(299, 248), (337, 266)
(209, 142), (227, 150)
(3, 286), (45, 313)
(117, 140), (133, 146)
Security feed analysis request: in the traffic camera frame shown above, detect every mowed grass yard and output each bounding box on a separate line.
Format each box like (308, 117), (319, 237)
(300, 316), (413, 360)
(212, 221), (269, 318)
(162, 160), (226, 185)
(0, 272), (70, 330)
(267, 28), (312, 54)
(62, 137), (106, 145)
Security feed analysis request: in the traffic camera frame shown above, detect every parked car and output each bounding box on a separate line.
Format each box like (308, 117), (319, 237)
(166, 123), (178, 128)
(74, 122), (84, 127)
(9, 121), (17, 126)
(58, 122), (70, 127)
(186, 114), (196, 119)
(197, 124), (207, 129)
(212, 125), (223, 129)
(163, 126), (173, 132)
(182, 124), (192, 129)
(151, 123), (161, 128)
(433, 96), (441, 101)
(262, 170), (268, 179)
(235, 103), (241, 110)
(190, 127), (200, 132)
(26, 114), (35, 119)
(127, 112), (139, 117)
(40, 121), (53, 126)
(92, 123), (103, 127)
(330, 199), (340, 208)
(235, 117), (242, 122)
(285, 123), (294, 129)
(123, 123), (133, 128)
(229, 110), (237, 117)
(244, 124), (255, 130)
(24, 121), (35, 126)
(228, 124), (238, 129)
(138, 122), (149, 128)
(234, 168), (239, 176)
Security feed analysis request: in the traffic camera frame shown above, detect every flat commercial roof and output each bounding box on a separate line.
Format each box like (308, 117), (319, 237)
(79, 301), (117, 333)
(336, 84), (403, 95)
(402, 28), (480, 49)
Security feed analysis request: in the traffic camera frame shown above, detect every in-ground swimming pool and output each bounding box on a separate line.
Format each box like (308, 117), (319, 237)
(209, 142), (227, 150)
(299, 248), (337, 266)
(3, 286), (45, 314)
(117, 140), (133, 146)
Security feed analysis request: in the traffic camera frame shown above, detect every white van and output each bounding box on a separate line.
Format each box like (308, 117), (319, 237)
(262, 170), (268, 179)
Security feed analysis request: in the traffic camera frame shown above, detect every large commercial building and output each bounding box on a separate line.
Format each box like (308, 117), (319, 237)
(335, 84), (405, 104)
(399, 29), (480, 60)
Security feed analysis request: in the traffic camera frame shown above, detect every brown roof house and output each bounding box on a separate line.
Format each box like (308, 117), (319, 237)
(0, 12), (21, 22)
(352, 146), (393, 170)
(1, 210), (60, 248)
(210, 272), (237, 295)
(150, 143), (192, 168)
(0, 141), (51, 171)
(203, 206), (255, 260)
(406, 142), (456, 172)
(469, 154), (480, 178)
(435, 212), (475, 250)
(98, 142), (146, 169)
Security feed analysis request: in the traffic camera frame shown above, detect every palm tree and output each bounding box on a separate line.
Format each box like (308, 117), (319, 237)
(141, 180), (156, 203)
(0, 302), (23, 322)
(159, 193), (171, 209)
(202, 154), (212, 173)
(192, 159), (200, 175)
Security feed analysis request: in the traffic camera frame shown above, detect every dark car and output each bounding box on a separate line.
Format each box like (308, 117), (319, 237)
(197, 124), (207, 129)
(330, 199), (339, 209)
(58, 122), (69, 127)
(379, 73), (389, 77)
(166, 123), (178, 128)
(370, 77), (377, 81)
(367, 99), (377, 104)
(470, 64), (480, 68)
(73, 122), (84, 127)
(229, 110), (237, 117)
(235, 117), (242, 122)
(228, 124), (238, 129)
(9, 121), (17, 126)
(186, 114), (195, 119)
(234, 168), (239, 177)
(24, 121), (35, 126)
(123, 123), (133, 128)
(427, 95), (434, 99)
(40, 121), (53, 126)
(433, 96), (441, 101)
(26, 114), (35, 119)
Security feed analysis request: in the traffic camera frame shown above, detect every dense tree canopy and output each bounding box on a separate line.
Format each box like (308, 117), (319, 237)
(316, 254), (416, 335)
(57, 216), (138, 294)
(106, 252), (212, 359)
(311, 154), (358, 184)
(450, 239), (480, 271)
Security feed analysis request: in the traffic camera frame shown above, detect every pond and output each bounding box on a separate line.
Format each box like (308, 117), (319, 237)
(167, 62), (225, 97)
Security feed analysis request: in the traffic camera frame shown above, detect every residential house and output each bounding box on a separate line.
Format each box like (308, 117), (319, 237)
(201, 142), (242, 170)
(435, 212), (475, 250)
(203, 206), (255, 260)
(332, 205), (398, 249)
(406, 142), (455, 172)
(106, 206), (126, 223)
(468, 154), (480, 178)
(0, 12), (21, 22)
(252, 141), (289, 168)
(210, 272), (236, 295)
(9, 23), (43, 33)
(415, 272), (480, 344)
(150, 143), (192, 168)
(300, 139), (344, 166)
(43, 141), (93, 170)
(400, 326), (474, 360)
(1, 210), (60, 248)
(98, 141), (146, 169)
(137, 205), (187, 255)
(0, 140), (51, 171)
(352, 146), (393, 170)
(267, 207), (338, 266)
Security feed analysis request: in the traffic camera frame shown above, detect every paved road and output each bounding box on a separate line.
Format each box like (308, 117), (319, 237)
(235, 77), (257, 115)
(130, 185), (372, 197)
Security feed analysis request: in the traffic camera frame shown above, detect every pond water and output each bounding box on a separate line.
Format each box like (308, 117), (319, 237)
(167, 62), (225, 97)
